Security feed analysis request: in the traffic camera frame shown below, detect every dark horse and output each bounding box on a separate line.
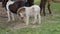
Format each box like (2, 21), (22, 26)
(40, 0), (52, 16)
(2, 0), (34, 22)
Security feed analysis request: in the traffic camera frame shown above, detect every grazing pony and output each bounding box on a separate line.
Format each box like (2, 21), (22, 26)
(17, 5), (41, 25)
(40, 0), (52, 16)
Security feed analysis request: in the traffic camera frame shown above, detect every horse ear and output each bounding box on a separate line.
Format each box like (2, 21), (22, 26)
(17, 7), (25, 14)
(20, 8), (25, 13)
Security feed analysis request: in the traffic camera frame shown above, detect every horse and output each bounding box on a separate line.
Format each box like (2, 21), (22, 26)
(17, 5), (41, 25)
(40, 0), (52, 16)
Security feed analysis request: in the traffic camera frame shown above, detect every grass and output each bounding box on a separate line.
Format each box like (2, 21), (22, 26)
(0, 0), (60, 34)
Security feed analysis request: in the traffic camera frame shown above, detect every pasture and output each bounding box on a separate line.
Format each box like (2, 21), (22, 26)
(0, 0), (60, 34)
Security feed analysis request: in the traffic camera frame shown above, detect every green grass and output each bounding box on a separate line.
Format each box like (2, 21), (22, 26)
(0, 0), (60, 34)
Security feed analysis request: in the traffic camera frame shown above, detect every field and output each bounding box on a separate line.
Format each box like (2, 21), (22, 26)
(0, 0), (60, 34)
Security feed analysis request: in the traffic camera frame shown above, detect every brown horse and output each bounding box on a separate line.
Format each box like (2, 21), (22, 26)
(40, 0), (52, 16)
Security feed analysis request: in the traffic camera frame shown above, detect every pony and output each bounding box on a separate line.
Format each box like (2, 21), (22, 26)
(17, 5), (41, 25)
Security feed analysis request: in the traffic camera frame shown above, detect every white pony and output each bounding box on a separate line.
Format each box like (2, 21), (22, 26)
(17, 5), (41, 25)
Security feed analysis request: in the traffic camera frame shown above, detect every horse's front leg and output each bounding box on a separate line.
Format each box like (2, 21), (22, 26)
(26, 15), (29, 25)
(43, 5), (46, 16)
(42, 0), (47, 16)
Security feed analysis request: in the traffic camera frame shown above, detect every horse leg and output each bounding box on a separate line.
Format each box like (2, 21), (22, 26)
(38, 12), (41, 24)
(33, 14), (37, 24)
(48, 2), (52, 15)
(40, 3), (43, 15)
(11, 12), (15, 21)
(7, 10), (11, 22)
(42, 0), (47, 16)
(26, 14), (29, 25)
(43, 4), (46, 16)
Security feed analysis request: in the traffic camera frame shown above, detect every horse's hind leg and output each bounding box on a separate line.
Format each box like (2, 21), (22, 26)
(48, 2), (52, 15)
(7, 10), (11, 22)
(11, 12), (15, 21)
